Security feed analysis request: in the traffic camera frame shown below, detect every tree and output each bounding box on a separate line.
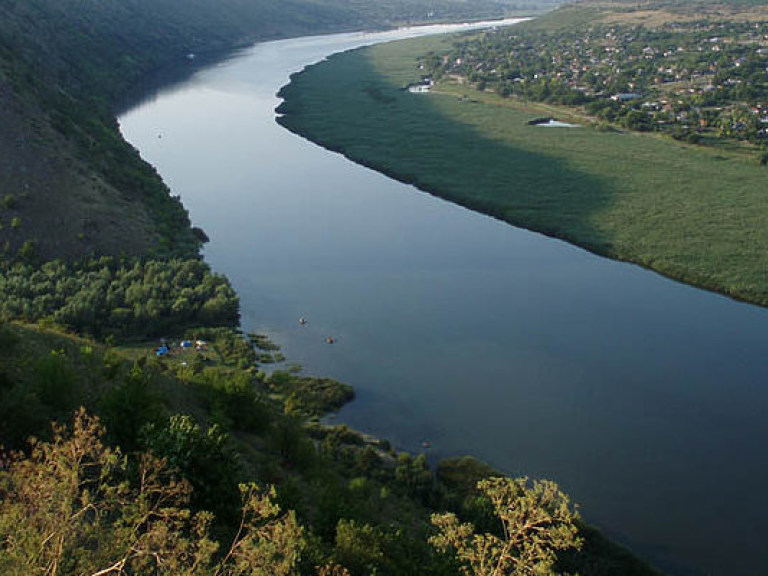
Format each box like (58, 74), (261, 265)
(333, 519), (385, 575)
(0, 408), (218, 576)
(430, 477), (582, 576)
(218, 484), (305, 576)
(394, 452), (433, 502)
(140, 414), (241, 526)
(0, 409), (311, 576)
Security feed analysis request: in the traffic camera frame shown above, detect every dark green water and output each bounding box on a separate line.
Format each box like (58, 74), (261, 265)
(120, 25), (768, 576)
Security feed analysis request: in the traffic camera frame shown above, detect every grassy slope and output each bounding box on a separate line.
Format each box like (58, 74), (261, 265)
(277, 3), (768, 307)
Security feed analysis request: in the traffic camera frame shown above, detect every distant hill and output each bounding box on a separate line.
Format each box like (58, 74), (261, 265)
(0, 0), (534, 262)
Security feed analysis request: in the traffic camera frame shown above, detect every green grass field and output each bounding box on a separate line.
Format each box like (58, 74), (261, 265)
(278, 31), (768, 306)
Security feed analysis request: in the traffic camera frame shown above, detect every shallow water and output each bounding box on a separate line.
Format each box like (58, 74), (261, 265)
(120, 23), (768, 576)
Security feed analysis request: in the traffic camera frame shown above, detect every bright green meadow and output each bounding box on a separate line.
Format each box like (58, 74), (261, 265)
(278, 32), (768, 306)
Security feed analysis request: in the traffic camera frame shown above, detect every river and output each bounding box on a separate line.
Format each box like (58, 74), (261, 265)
(119, 22), (768, 576)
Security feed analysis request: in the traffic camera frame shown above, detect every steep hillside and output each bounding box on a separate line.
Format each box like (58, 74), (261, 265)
(0, 0), (523, 262)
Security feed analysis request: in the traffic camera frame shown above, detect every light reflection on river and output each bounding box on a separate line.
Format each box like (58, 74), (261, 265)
(120, 22), (768, 576)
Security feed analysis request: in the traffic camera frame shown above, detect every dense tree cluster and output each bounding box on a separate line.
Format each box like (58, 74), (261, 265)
(428, 18), (768, 150)
(0, 257), (239, 338)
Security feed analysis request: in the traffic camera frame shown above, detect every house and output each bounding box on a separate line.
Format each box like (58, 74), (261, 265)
(611, 93), (642, 102)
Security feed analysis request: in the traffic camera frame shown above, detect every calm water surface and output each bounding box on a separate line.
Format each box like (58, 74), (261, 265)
(120, 23), (768, 576)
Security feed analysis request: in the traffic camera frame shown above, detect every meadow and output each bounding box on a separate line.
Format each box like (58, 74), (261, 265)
(278, 32), (768, 306)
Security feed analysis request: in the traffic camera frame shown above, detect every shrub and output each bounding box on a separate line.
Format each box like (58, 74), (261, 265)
(1, 194), (17, 210)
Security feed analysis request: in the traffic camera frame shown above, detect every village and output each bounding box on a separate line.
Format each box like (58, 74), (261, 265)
(430, 17), (768, 151)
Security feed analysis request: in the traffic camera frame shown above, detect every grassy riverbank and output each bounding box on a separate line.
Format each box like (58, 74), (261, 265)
(277, 15), (768, 307)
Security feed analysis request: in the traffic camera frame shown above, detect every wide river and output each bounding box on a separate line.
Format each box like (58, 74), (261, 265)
(120, 22), (768, 576)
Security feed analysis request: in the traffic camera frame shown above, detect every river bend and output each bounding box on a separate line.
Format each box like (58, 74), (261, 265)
(120, 23), (768, 576)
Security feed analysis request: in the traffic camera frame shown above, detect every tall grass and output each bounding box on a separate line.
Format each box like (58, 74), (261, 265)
(278, 32), (768, 306)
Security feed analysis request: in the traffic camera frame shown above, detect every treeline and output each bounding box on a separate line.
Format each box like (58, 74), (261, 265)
(0, 257), (238, 339)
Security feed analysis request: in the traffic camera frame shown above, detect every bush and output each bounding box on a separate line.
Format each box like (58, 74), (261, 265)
(17, 240), (37, 263)
(98, 364), (166, 452)
(141, 414), (242, 526)
(1, 194), (17, 210)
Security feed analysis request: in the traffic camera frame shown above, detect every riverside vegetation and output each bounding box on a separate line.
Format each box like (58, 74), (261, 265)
(0, 321), (661, 575)
(0, 0), (664, 573)
(277, 0), (768, 308)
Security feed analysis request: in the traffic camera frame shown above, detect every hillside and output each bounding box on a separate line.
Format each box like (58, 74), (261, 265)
(0, 0), (528, 262)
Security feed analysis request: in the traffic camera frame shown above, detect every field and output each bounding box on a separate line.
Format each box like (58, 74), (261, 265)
(278, 29), (768, 306)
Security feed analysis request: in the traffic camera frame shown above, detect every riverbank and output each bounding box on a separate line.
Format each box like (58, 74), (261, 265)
(276, 24), (768, 309)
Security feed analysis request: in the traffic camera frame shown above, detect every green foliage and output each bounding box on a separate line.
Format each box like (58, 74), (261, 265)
(33, 350), (80, 416)
(267, 370), (355, 418)
(437, 456), (498, 497)
(0, 344), (92, 449)
(269, 415), (317, 471)
(200, 369), (273, 434)
(141, 414), (242, 526)
(394, 452), (433, 503)
(0, 322), (19, 350)
(0, 376), (50, 450)
(0, 409), (309, 576)
(1, 194), (17, 210)
(16, 239), (36, 263)
(334, 519), (386, 575)
(0, 410), (214, 575)
(430, 477), (582, 576)
(0, 257), (239, 338)
(98, 364), (167, 452)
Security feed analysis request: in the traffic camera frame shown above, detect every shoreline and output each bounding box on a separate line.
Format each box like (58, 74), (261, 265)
(278, 116), (767, 312)
(274, 40), (768, 312)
